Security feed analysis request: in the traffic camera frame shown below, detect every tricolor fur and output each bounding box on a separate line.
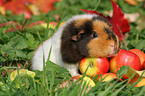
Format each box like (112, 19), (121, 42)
(31, 14), (120, 76)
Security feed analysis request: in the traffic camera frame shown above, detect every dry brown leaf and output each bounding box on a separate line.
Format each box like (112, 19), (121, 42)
(137, 16), (145, 30)
(126, 65), (145, 87)
(125, 13), (139, 22)
(136, 70), (145, 77)
(125, 0), (143, 5)
(17, 63), (23, 69)
(125, 0), (138, 5)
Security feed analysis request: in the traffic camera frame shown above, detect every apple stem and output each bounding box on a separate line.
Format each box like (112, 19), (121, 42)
(89, 62), (93, 67)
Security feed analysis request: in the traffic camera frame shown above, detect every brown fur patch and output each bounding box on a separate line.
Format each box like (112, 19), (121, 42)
(87, 21), (116, 57)
(74, 18), (91, 28)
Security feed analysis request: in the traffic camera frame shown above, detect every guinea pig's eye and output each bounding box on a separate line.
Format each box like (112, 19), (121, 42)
(92, 32), (98, 38)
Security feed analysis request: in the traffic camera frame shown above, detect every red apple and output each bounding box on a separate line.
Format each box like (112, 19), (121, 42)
(129, 49), (145, 70)
(110, 49), (141, 79)
(98, 73), (123, 82)
(79, 57), (109, 76)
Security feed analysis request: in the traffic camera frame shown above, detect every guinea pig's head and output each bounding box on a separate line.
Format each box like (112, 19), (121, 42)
(61, 14), (120, 63)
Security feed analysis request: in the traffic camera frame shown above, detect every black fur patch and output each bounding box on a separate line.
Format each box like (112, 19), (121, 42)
(92, 16), (112, 27)
(105, 28), (116, 41)
(61, 20), (94, 63)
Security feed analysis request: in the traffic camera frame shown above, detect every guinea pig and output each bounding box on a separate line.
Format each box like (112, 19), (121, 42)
(31, 14), (120, 76)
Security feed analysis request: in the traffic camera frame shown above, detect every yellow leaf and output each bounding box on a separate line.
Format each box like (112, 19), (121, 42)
(41, 23), (56, 29)
(0, 6), (5, 16)
(28, 4), (40, 15)
(10, 69), (35, 82)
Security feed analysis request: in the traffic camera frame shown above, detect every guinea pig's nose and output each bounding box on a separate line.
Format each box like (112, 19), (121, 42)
(110, 44), (114, 48)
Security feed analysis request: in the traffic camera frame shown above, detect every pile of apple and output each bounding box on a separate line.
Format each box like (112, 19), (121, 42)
(72, 49), (145, 87)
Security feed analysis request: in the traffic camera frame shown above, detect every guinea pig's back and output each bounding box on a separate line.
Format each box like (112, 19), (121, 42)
(31, 22), (67, 71)
(31, 38), (53, 71)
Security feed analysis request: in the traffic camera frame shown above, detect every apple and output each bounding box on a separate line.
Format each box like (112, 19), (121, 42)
(128, 77), (145, 87)
(129, 49), (145, 70)
(98, 73), (123, 82)
(110, 49), (141, 79)
(71, 75), (95, 87)
(79, 57), (109, 76)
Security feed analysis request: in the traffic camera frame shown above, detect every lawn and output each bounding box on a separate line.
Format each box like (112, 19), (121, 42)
(0, 0), (145, 95)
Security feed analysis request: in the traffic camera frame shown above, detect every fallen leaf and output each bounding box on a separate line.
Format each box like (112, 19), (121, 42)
(0, 0), (4, 6)
(125, 0), (138, 5)
(136, 70), (145, 77)
(125, 13), (139, 23)
(1, 0), (60, 18)
(35, 0), (60, 13)
(27, 20), (46, 27)
(3, 0), (35, 18)
(126, 65), (145, 87)
(126, 65), (140, 78)
(125, 0), (143, 5)
(0, 6), (5, 15)
(28, 4), (40, 15)
(9, 69), (35, 82)
(4, 24), (22, 33)
(0, 21), (21, 27)
(137, 16), (145, 30)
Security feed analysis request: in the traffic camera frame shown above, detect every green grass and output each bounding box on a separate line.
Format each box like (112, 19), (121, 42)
(0, 0), (145, 95)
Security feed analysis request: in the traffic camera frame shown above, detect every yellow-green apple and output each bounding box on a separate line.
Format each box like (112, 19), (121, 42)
(129, 49), (145, 70)
(110, 49), (141, 79)
(98, 73), (123, 82)
(79, 57), (109, 76)
(71, 75), (95, 87)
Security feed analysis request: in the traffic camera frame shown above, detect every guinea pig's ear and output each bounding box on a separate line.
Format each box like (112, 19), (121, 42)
(71, 30), (84, 41)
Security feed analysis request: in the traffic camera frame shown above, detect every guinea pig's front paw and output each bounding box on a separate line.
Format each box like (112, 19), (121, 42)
(64, 64), (80, 76)
(70, 71), (80, 77)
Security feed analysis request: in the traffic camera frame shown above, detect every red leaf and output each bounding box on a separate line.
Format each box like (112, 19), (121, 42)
(0, 0), (4, 6)
(80, 9), (110, 19)
(4, 24), (22, 33)
(35, 0), (60, 13)
(0, 21), (22, 33)
(109, 0), (130, 40)
(3, 0), (35, 18)
(80, 0), (130, 41)
(0, 21), (20, 27)
(27, 20), (46, 27)
(1, 0), (60, 18)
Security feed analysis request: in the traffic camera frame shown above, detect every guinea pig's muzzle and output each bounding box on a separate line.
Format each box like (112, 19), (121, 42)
(107, 35), (120, 57)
